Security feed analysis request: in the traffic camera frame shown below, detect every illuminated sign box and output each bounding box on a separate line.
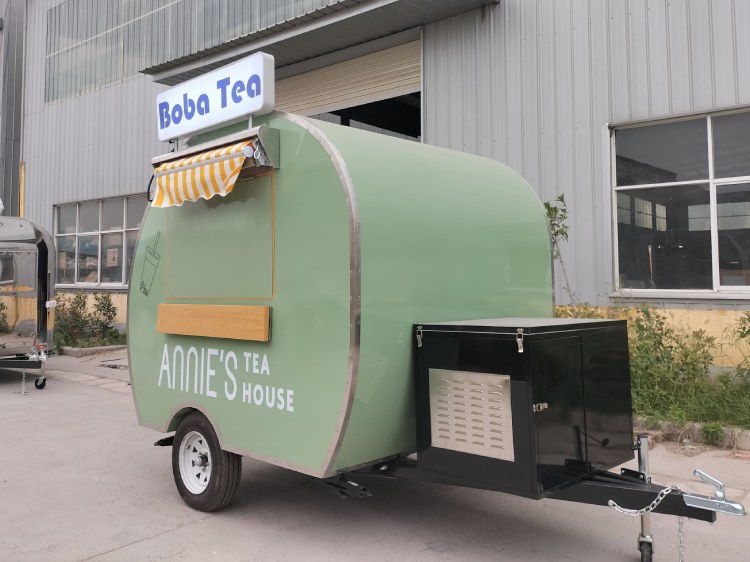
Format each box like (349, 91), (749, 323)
(156, 52), (275, 141)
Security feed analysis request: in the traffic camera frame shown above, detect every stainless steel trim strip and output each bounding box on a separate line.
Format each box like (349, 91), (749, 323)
(279, 111), (361, 479)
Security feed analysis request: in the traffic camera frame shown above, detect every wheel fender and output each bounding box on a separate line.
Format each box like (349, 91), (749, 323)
(166, 404), (225, 447)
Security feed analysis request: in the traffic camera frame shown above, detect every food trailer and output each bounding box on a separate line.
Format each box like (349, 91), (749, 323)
(128, 53), (745, 561)
(0, 216), (54, 389)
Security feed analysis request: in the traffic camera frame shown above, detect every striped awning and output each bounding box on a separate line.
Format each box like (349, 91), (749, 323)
(152, 140), (254, 208)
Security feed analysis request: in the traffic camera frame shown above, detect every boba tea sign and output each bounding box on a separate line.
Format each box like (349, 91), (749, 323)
(156, 52), (275, 141)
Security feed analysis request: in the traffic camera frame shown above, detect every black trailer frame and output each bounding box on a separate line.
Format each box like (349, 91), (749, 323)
(341, 319), (746, 562)
(348, 432), (745, 561)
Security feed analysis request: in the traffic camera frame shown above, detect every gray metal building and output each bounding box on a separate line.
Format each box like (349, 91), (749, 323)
(14, 0), (750, 311)
(0, 0), (26, 216)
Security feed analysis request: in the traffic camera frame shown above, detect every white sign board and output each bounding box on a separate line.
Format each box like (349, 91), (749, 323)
(156, 52), (275, 141)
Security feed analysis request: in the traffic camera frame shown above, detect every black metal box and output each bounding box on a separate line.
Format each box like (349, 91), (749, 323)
(414, 318), (634, 499)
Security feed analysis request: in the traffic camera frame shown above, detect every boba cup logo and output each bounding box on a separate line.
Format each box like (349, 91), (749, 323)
(140, 232), (161, 297)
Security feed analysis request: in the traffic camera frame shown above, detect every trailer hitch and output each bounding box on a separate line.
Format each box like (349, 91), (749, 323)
(682, 469), (747, 517)
(609, 438), (745, 519)
(605, 435), (746, 561)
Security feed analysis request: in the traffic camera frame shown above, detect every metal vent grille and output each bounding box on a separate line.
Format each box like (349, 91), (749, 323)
(428, 369), (514, 462)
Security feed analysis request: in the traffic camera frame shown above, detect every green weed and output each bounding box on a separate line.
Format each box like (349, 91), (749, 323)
(629, 308), (750, 428)
(701, 422), (725, 446)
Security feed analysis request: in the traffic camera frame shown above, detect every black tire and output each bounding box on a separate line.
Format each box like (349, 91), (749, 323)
(35, 377), (46, 389)
(172, 412), (241, 512)
(639, 542), (653, 562)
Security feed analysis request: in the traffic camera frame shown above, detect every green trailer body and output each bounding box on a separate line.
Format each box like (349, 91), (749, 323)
(128, 112), (553, 479)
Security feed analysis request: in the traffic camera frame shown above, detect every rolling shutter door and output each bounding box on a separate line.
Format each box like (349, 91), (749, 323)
(276, 41), (421, 116)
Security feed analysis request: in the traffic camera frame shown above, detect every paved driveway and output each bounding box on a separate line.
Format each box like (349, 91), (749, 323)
(1, 354), (747, 561)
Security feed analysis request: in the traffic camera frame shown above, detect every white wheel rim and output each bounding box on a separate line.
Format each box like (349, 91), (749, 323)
(179, 430), (212, 494)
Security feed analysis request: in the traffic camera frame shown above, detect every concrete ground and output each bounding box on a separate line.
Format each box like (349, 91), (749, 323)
(1, 349), (748, 562)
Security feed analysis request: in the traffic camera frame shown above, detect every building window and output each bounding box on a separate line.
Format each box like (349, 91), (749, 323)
(0, 254), (14, 284)
(55, 195), (147, 287)
(614, 110), (750, 293)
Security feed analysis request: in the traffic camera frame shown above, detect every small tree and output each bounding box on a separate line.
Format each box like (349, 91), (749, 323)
(92, 292), (119, 338)
(544, 194), (576, 305)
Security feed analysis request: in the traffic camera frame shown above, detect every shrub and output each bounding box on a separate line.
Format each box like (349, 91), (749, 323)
(54, 292), (126, 349)
(554, 303), (605, 319)
(53, 293), (89, 347)
(0, 301), (10, 333)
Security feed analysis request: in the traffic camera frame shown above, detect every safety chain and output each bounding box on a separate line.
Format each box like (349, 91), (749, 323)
(678, 515), (685, 562)
(607, 484), (681, 516)
(609, 486), (687, 561)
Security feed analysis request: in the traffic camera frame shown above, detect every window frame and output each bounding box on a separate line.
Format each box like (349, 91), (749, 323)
(0, 253), (15, 285)
(611, 109), (750, 299)
(54, 195), (146, 289)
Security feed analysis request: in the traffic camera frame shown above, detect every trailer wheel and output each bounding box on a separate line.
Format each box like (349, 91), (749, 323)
(172, 412), (241, 512)
(35, 377), (46, 389)
(639, 542), (653, 562)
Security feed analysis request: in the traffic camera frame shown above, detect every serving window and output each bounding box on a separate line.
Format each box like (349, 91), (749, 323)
(164, 171), (274, 301)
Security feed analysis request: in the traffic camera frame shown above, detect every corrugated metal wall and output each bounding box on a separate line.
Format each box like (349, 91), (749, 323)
(44, 0), (363, 101)
(24, 0), (365, 233)
(24, 0), (750, 304)
(1, 0), (25, 216)
(0, 0), (8, 211)
(423, 0), (750, 306)
(23, 0), (170, 233)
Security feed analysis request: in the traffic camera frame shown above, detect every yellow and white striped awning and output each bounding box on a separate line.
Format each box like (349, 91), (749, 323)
(152, 140), (254, 208)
